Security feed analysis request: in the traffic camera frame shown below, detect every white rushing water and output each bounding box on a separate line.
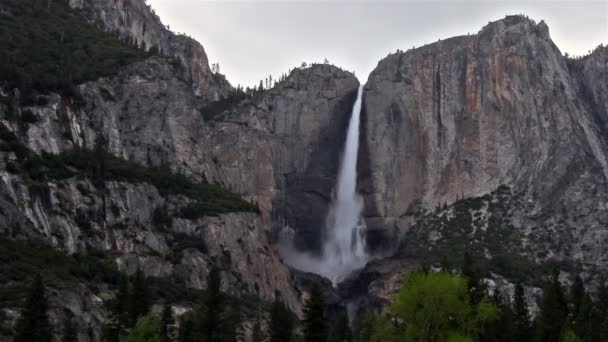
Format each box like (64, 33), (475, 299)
(321, 85), (368, 284)
(278, 84), (368, 286)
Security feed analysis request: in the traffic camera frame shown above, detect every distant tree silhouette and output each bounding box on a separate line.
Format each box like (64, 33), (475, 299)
(269, 296), (294, 342)
(302, 284), (328, 342)
(14, 275), (52, 342)
(513, 283), (532, 342)
(130, 269), (150, 325)
(535, 270), (568, 342)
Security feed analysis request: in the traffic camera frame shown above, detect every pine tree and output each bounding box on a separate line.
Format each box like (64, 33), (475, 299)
(574, 293), (594, 341)
(462, 252), (487, 305)
(14, 275), (52, 342)
(198, 266), (226, 342)
(570, 274), (585, 318)
(130, 268), (150, 326)
(302, 284), (328, 342)
(61, 317), (78, 342)
(480, 290), (514, 342)
(160, 304), (174, 342)
(269, 296), (294, 342)
(535, 270), (568, 342)
(114, 274), (130, 329)
(513, 283), (532, 342)
(125, 315), (162, 342)
(569, 274), (589, 338)
(596, 275), (608, 341)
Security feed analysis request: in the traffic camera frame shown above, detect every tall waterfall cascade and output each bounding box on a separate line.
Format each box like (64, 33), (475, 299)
(321, 85), (368, 284)
(277, 85), (369, 286)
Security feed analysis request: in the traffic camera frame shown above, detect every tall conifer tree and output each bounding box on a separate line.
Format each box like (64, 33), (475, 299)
(535, 270), (568, 342)
(302, 284), (328, 342)
(14, 275), (52, 342)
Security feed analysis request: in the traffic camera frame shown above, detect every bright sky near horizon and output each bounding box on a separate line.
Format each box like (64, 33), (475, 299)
(146, 0), (607, 88)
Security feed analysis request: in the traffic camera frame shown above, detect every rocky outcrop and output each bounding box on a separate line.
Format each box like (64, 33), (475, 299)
(204, 65), (359, 251)
(0, 2), (359, 340)
(69, 0), (232, 101)
(1, 42), (357, 342)
(360, 16), (608, 264)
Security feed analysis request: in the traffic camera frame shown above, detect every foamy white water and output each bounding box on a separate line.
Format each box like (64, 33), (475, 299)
(277, 85), (368, 286)
(321, 85), (368, 284)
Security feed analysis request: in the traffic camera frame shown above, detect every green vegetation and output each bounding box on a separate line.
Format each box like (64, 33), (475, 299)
(354, 254), (608, 342)
(400, 186), (578, 285)
(0, 124), (257, 218)
(124, 315), (163, 342)
(371, 272), (499, 341)
(13, 275), (52, 342)
(303, 284), (328, 342)
(176, 267), (243, 342)
(269, 296), (295, 342)
(0, 236), (206, 310)
(160, 304), (173, 342)
(0, 0), (154, 103)
(0, 237), (122, 305)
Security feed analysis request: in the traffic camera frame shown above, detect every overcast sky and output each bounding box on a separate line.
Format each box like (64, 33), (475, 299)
(147, 0), (607, 87)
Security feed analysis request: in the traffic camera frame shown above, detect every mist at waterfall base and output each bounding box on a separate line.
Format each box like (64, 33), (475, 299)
(278, 86), (368, 285)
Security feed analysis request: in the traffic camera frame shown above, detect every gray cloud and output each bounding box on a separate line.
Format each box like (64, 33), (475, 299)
(147, 0), (607, 87)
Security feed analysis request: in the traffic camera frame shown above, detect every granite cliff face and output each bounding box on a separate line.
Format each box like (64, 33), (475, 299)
(69, 0), (232, 101)
(360, 16), (608, 258)
(2, 2), (607, 339)
(353, 16), (608, 314)
(0, 0), (358, 339)
(1, 57), (357, 340)
(204, 66), (359, 251)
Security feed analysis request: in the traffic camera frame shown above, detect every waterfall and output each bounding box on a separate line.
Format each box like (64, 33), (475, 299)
(277, 85), (368, 285)
(321, 85), (368, 284)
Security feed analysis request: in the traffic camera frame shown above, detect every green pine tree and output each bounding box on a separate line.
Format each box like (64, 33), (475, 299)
(269, 296), (294, 342)
(61, 317), (78, 342)
(160, 304), (174, 342)
(124, 315), (162, 342)
(569, 275), (592, 338)
(130, 268), (150, 326)
(574, 294), (594, 341)
(569, 274), (585, 318)
(462, 251), (487, 305)
(535, 270), (569, 342)
(302, 284), (328, 342)
(114, 274), (130, 330)
(14, 275), (52, 342)
(480, 290), (514, 342)
(198, 266), (225, 342)
(196, 266), (241, 342)
(513, 283), (532, 342)
(596, 275), (608, 341)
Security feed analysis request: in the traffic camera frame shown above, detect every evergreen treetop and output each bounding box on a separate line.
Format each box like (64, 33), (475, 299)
(14, 274), (52, 342)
